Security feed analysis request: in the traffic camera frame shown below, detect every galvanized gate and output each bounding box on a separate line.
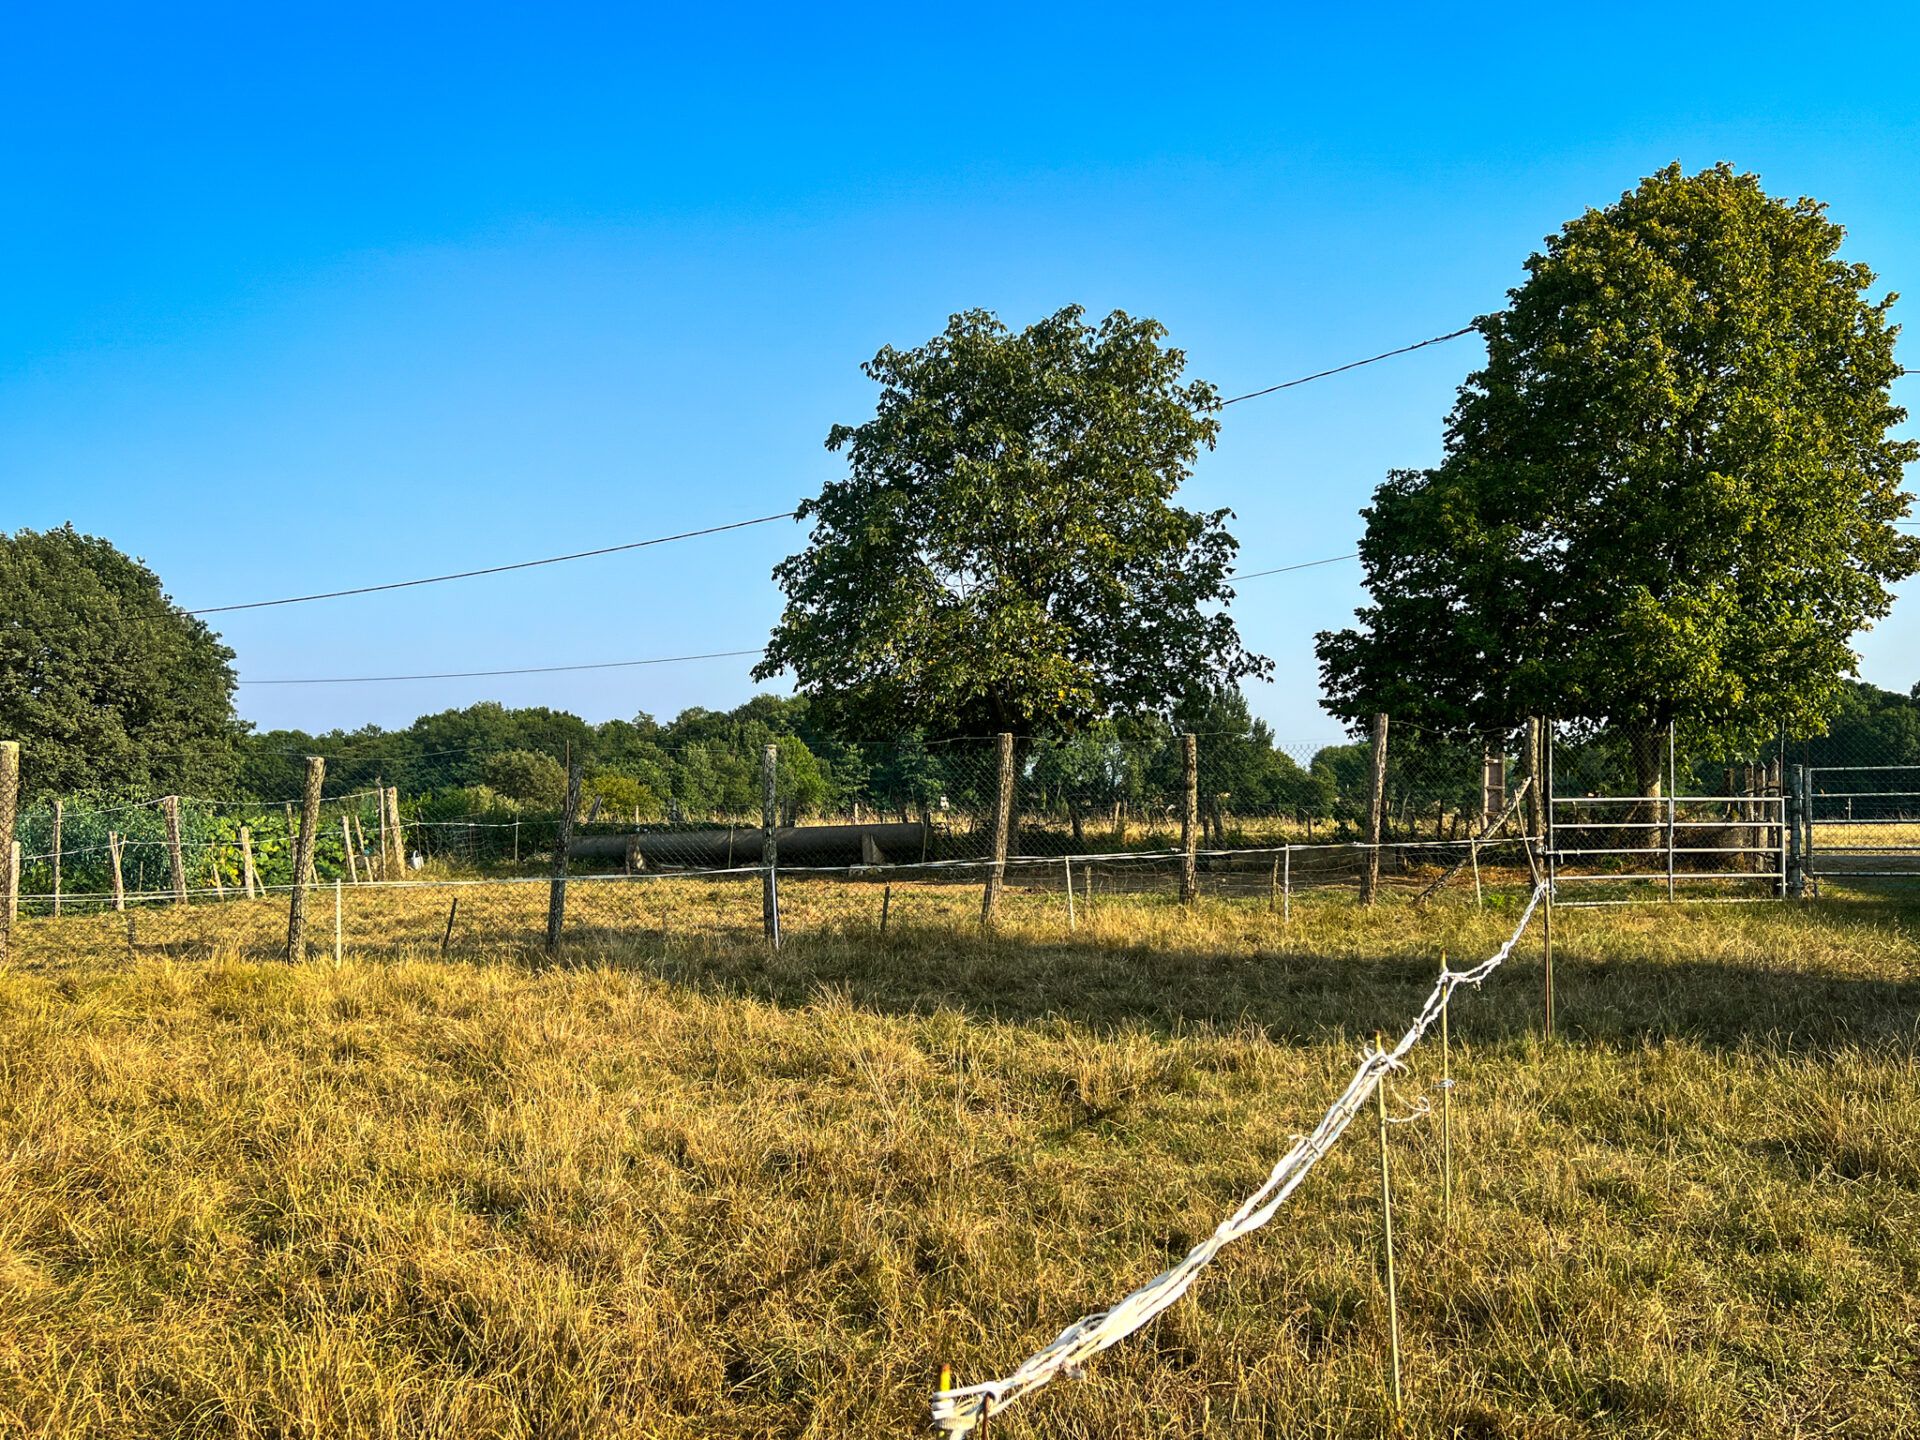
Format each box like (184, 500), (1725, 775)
(1797, 764), (1920, 886)
(1545, 721), (1786, 907)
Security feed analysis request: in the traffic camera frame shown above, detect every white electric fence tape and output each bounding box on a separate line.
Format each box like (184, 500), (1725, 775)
(929, 880), (1548, 1435)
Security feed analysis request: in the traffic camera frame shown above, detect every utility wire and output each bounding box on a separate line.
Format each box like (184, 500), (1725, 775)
(239, 648), (766, 686)
(1232, 553), (1358, 581)
(1218, 326), (1478, 406)
(188, 512), (796, 615)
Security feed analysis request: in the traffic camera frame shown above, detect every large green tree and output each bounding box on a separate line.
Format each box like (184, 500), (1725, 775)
(0, 526), (240, 799)
(755, 306), (1268, 736)
(1317, 164), (1918, 793)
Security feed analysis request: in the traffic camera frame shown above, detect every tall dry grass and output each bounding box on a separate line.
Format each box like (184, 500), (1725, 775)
(1, 879), (1916, 1437)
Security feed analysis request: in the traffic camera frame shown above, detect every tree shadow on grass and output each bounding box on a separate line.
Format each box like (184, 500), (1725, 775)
(625, 894), (1920, 1060)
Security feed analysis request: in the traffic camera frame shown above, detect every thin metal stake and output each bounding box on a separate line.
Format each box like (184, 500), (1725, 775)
(1440, 953), (1453, 1234)
(1376, 1037), (1403, 1413)
(333, 878), (343, 967)
(1064, 856), (1075, 931)
(1469, 838), (1482, 909)
(1282, 845), (1292, 924)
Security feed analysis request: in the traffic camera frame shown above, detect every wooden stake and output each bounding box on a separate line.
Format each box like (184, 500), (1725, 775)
(333, 878), (343, 967)
(760, 743), (781, 949)
(51, 798), (62, 916)
(352, 813), (371, 880)
(208, 846), (225, 900)
(5, 841), (16, 930)
(441, 896), (458, 957)
(1470, 837), (1483, 909)
(1376, 1039), (1403, 1413)
(1268, 851), (1280, 914)
(109, 831), (126, 912)
(0, 742), (15, 965)
(1283, 844), (1292, 924)
(1180, 732), (1199, 906)
(547, 754), (583, 958)
(388, 787), (405, 873)
(880, 883), (892, 935)
(342, 816), (360, 884)
(980, 732), (1014, 929)
(374, 777), (388, 879)
(1064, 855), (1076, 931)
(1361, 714), (1388, 906)
(286, 755), (325, 961)
(163, 795), (188, 905)
(240, 826), (258, 899)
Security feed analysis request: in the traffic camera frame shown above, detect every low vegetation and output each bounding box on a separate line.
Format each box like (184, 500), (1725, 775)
(1, 882), (1917, 1437)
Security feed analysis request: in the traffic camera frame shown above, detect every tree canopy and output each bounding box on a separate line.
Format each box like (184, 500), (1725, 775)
(0, 526), (239, 800)
(756, 305), (1268, 737)
(1317, 164), (1918, 778)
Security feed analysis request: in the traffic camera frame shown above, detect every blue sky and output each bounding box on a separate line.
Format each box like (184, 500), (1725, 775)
(5, 3), (1917, 744)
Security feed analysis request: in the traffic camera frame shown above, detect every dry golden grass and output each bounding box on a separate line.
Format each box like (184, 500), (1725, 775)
(1, 872), (1918, 1438)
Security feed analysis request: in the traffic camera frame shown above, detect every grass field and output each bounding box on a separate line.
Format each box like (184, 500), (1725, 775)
(1, 878), (1917, 1438)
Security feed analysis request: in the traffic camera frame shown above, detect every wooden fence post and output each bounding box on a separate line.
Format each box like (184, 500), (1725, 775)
(0, 741), (16, 964)
(546, 756), (583, 958)
(1180, 732), (1199, 905)
(109, 831), (126, 912)
(761, 743), (781, 949)
(388, 787), (405, 873)
(163, 795), (189, 905)
(7, 842), (16, 928)
(341, 816), (360, 884)
(286, 756), (325, 961)
(51, 798), (62, 917)
(240, 826), (258, 899)
(1524, 717), (1545, 841)
(1360, 713), (1388, 906)
(374, 777), (388, 879)
(980, 732), (1014, 928)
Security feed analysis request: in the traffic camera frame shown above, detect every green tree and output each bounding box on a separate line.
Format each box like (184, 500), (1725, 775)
(756, 305), (1268, 737)
(0, 526), (240, 799)
(480, 749), (568, 808)
(1316, 164), (1918, 795)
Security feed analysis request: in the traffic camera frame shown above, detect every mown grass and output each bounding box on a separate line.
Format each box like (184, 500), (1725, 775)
(1, 877), (1917, 1438)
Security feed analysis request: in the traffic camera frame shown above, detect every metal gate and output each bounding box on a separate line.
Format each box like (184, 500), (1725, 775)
(1798, 764), (1920, 885)
(1548, 791), (1786, 906)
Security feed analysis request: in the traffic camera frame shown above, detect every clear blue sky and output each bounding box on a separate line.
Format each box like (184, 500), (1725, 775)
(6, 3), (1917, 745)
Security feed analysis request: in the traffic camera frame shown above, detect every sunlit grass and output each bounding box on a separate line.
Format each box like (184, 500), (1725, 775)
(1, 874), (1916, 1437)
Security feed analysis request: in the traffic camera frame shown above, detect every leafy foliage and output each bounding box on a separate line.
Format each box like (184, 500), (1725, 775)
(756, 306), (1268, 736)
(1318, 164), (1919, 773)
(0, 526), (240, 801)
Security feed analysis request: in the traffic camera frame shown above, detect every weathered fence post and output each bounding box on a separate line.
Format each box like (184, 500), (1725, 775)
(546, 755), (584, 958)
(1360, 713), (1388, 906)
(1180, 732), (1199, 906)
(286, 756), (325, 960)
(1064, 855), (1076, 931)
(342, 817), (360, 884)
(387, 786), (405, 873)
(240, 826), (258, 899)
(374, 777), (388, 879)
(51, 798), (62, 917)
(761, 743), (781, 948)
(1785, 765), (1805, 897)
(0, 742), (16, 964)
(7, 842), (17, 928)
(980, 732), (1014, 928)
(162, 795), (189, 904)
(109, 831), (126, 911)
(1524, 717), (1545, 841)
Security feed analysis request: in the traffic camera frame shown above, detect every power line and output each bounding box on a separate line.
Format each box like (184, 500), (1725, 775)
(1218, 326), (1479, 406)
(187, 512), (796, 615)
(238, 648), (766, 686)
(1232, 553), (1357, 581)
